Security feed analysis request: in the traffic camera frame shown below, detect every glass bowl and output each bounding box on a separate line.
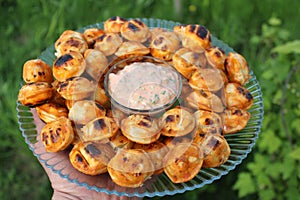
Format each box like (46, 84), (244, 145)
(104, 56), (182, 115)
(17, 18), (264, 198)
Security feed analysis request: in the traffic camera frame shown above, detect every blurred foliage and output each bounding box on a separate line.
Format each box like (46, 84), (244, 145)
(0, 0), (299, 199)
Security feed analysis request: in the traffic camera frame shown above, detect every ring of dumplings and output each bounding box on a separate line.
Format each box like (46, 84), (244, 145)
(18, 16), (255, 188)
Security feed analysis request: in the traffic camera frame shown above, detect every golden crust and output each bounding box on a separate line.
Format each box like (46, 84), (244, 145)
(53, 51), (86, 82)
(174, 24), (211, 52)
(205, 46), (226, 71)
(94, 33), (123, 56)
(69, 141), (115, 175)
(84, 49), (108, 80)
(121, 115), (160, 144)
(114, 41), (150, 59)
(163, 143), (203, 183)
(224, 83), (253, 110)
(107, 148), (154, 188)
(22, 59), (53, 83)
(36, 102), (68, 123)
(189, 68), (225, 92)
(225, 52), (250, 85)
(120, 19), (150, 43)
(172, 48), (207, 78)
(80, 116), (119, 142)
(185, 90), (224, 113)
(104, 16), (128, 33)
(18, 82), (53, 106)
(109, 130), (133, 150)
(160, 107), (196, 137)
(200, 134), (230, 168)
(150, 31), (181, 61)
(222, 109), (251, 134)
(68, 100), (106, 125)
(57, 77), (95, 101)
(40, 116), (74, 152)
(83, 28), (105, 47)
(194, 110), (223, 135)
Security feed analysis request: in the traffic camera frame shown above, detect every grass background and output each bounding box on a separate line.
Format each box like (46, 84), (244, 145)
(1, 0), (299, 199)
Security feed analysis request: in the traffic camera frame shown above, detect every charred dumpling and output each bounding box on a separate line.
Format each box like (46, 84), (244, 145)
(84, 49), (108, 80)
(104, 16), (128, 33)
(194, 110), (223, 135)
(205, 46), (226, 71)
(22, 59), (53, 83)
(94, 33), (123, 56)
(225, 52), (250, 85)
(222, 109), (251, 134)
(114, 41), (150, 59)
(120, 19), (150, 43)
(224, 83), (253, 110)
(36, 102), (68, 123)
(83, 28), (105, 47)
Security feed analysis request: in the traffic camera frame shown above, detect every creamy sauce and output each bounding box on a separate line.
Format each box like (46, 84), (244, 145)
(108, 62), (179, 110)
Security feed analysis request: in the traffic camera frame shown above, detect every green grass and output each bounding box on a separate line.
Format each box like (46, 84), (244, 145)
(1, 0), (299, 199)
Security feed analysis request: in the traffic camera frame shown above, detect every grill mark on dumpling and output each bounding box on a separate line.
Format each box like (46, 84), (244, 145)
(76, 154), (84, 163)
(138, 120), (151, 128)
(95, 102), (105, 111)
(237, 86), (253, 101)
(204, 118), (214, 125)
(68, 38), (81, 47)
(85, 143), (101, 156)
(196, 26), (208, 40)
(94, 118), (106, 130)
(127, 22), (140, 32)
(55, 54), (73, 67)
(207, 137), (220, 150)
(154, 36), (164, 46)
(165, 115), (175, 122)
(232, 109), (243, 116)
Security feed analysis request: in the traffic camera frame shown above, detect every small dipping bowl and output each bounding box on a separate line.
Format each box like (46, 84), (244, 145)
(104, 56), (182, 115)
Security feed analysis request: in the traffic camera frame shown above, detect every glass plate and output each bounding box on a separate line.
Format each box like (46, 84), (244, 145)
(16, 18), (264, 198)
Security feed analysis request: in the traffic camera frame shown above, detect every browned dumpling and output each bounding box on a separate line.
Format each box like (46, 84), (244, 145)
(225, 52), (250, 85)
(174, 24), (211, 52)
(150, 27), (167, 40)
(189, 68), (224, 92)
(80, 116), (119, 142)
(54, 30), (84, 49)
(114, 41), (150, 59)
(185, 90), (224, 113)
(68, 100), (106, 125)
(150, 31), (181, 61)
(224, 83), (253, 110)
(200, 134), (230, 168)
(104, 16), (128, 33)
(94, 33), (123, 56)
(172, 48), (207, 78)
(194, 110), (223, 135)
(36, 102), (68, 123)
(160, 107), (196, 137)
(18, 82), (53, 106)
(133, 141), (169, 175)
(121, 114), (160, 144)
(69, 141), (115, 175)
(222, 109), (251, 134)
(83, 28), (105, 47)
(107, 149), (154, 188)
(163, 134), (194, 149)
(22, 59), (53, 83)
(120, 19), (150, 43)
(84, 49), (108, 80)
(94, 83), (111, 109)
(205, 46), (226, 71)
(53, 51), (86, 82)
(57, 77), (95, 101)
(163, 143), (203, 183)
(109, 130), (133, 150)
(40, 116), (74, 152)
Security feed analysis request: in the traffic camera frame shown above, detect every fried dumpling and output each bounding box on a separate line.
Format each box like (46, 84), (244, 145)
(22, 59), (53, 83)
(107, 149), (154, 188)
(194, 110), (223, 135)
(53, 51), (86, 82)
(104, 16), (128, 33)
(205, 46), (226, 71)
(120, 19), (150, 43)
(174, 24), (211, 52)
(40, 116), (74, 152)
(150, 31), (180, 61)
(121, 114), (160, 144)
(109, 130), (133, 150)
(84, 49), (108, 80)
(68, 100), (106, 125)
(94, 33), (123, 56)
(224, 83), (253, 110)
(80, 116), (119, 142)
(18, 82), (54, 106)
(163, 143), (203, 183)
(160, 107), (196, 137)
(83, 28), (105, 47)
(225, 52), (250, 85)
(69, 141), (115, 175)
(36, 102), (68, 123)
(114, 41), (150, 59)
(222, 109), (251, 134)
(57, 77), (95, 101)
(189, 68), (224, 92)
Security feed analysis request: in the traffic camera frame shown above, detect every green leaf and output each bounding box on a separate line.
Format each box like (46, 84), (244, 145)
(259, 130), (282, 154)
(233, 172), (256, 198)
(272, 40), (300, 54)
(258, 189), (276, 200)
(289, 147), (300, 160)
(282, 153), (296, 180)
